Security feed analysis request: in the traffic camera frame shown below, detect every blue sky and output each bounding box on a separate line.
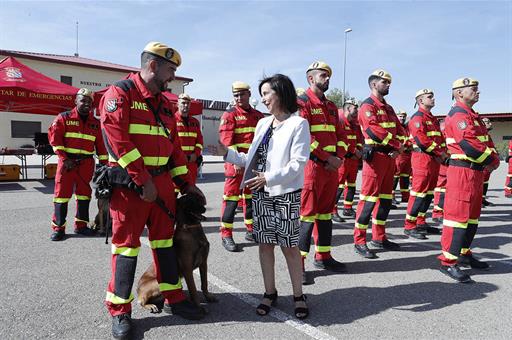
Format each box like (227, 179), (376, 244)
(1, 0), (511, 114)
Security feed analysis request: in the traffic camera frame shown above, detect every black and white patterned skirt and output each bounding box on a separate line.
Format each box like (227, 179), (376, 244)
(252, 189), (301, 247)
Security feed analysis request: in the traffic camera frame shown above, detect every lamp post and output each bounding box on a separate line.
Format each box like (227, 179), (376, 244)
(343, 28), (352, 104)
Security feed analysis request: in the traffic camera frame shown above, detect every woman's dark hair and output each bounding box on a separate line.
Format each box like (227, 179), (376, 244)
(258, 74), (298, 113)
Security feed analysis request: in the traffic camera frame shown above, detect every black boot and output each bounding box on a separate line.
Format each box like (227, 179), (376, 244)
(163, 300), (205, 320)
(50, 229), (65, 241)
(112, 313), (132, 339)
(313, 257), (347, 272)
(222, 237), (240, 252)
(404, 228), (427, 239)
(370, 239), (400, 250)
(354, 244), (377, 259)
(458, 254), (489, 270)
(332, 212), (345, 223)
(440, 264), (472, 283)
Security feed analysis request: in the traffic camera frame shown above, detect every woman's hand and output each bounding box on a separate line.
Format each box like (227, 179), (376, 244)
(245, 170), (267, 191)
(217, 140), (228, 157)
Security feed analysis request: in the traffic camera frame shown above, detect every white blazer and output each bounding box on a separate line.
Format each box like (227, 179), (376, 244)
(225, 114), (310, 197)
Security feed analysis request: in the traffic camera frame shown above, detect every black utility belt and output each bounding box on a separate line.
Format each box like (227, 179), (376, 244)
(148, 165), (170, 177)
(449, 159), (485, 171)
(66, 153), (94, 160)
(366, 145), (394, 154)
(412, 148), (432, 156)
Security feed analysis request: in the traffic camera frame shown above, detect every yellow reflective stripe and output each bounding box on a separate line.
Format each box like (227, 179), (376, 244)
(300, 251), (309, 257)
(355, 223), (368, 229)
(178, 132), (198, 137)
(379, 193), (393, 199)
(446, 138), (456, 144)
(418, 212), (426, 217)
(400, 173), (410, 177)
(244, 219), (253, 225)
(64, 132), (96, 141)
(379, 122), (396, 128)
(337, 141), (348, 150)
(360, 194), (378, 202)
(75, 218), (88, 223)
(315, 245), (331, 253)
(323, 145), (336, 152)
(195, 143), (203, 149)
(181, 146), (195, 151)
(365, 139), (377, 144)
(159, 281), (182, 291)
(170, 165), (188, 177)
(98, 154), (108, 160)
(129, 124), (167, 137)
(434, 187), (446, 192)
(53, 146), (94, 155)
(450, 147), (492, 164)
(311, 124), (335, 132)
(234, 143), (251, 149)
(460, 248), (470, 255)
(234, 127), (256, 134)
(111, 245), (140, 257)
(347, 135), (357, 139)
(105, 292), (134, 304)
(228, 145), (238, 151)
(427, 190), (434, 195)
(444, 219), (468, 229)
(75, 195), (90, 200)
(433, 205), (443, 211)
(400, 189), (410, 192)
(468, 218), (479, 224)
(381, 132), (393, 146)
(346, 182), (356, 187)
(476, 135), (489, 142)
(441, 143), (446, 147)
(442, 251), (458, 260)
(300, 215), (316, 222)
(426, 141), (437, 153)
(53, 197), (70, 203)
(223, 195), (240, 201)
(143, 156), (169, 166)
(317, 213), (331, 220)
(310, 140), (319, 152)
(52, 221), (66, 227)
(118, 149), (142, 168)
(426, 131), (441, 137)
(149, 238), (173, 249)
(221, 222), (233, 229)
(411, 191), (428, 198)
(406, 214), (417, 221)
(243, 194), (252, 199)
(372, 218), (386, 225)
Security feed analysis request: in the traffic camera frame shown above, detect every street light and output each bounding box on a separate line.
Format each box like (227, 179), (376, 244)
(343, 28), (352, 104)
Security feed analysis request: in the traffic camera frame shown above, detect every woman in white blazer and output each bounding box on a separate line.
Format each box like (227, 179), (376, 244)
(219, 74), (310, 319)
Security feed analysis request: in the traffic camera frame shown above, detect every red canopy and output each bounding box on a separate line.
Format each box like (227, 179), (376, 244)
(94, 73), (203, 115)
(0, 56), (78, 115)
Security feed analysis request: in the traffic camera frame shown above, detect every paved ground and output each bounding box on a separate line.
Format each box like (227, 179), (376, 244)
(0, 158), (511, 339)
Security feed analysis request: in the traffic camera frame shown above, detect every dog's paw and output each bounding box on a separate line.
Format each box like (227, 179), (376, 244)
(203, 292), (218, 303)
(143, 304), (162, 314)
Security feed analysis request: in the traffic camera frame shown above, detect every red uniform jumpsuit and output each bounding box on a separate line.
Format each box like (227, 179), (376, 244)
(404, 108), (446, 231)
(332, 112), (362, 213)
(48, 108), (108, 232)
(175, 113), (203, 185)
(438, 102), (500, 266)
(219, 105), (264, 238)
(298, 88), (348, 261)
(100, 74), (191, 316)
(393, 124), (412, 203)
(354, 94), (404, 245)
(432, 128), (448, 220)
(505, 141), (512, 197)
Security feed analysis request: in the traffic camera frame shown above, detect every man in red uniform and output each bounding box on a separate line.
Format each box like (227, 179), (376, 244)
(219, 81), (264, 252)
(392, 110), (412, 206)
(505, 140), (512, 198)
(175, 93), (203, 185)
(403, 89), (448, 239)
(332, 99), (362, 221)
(298, 61), (348, 284)
(439, 77), (500, 283)
(353, 69), (404, 259)
(481, 117), (496, 207)
(432, 119), (448, 224)
(48, 88), (108, 241)
(100, 42), (206, 338)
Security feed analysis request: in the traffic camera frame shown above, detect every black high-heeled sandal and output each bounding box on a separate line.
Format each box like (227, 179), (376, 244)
(294, 294), (309, 319)
(256, 291), (278, 316)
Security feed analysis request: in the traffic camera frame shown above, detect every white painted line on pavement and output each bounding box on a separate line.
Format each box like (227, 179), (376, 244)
(141, 237), (337, 340)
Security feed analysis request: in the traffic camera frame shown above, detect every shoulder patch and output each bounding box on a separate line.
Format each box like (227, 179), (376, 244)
(457, 120), (467, 130)
(105, 98), (118, 113)
(365, 111), (372, 117)
(415, 122), (420, 128)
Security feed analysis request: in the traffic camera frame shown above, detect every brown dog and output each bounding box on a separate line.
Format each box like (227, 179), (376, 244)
(91, 196), (109, 236)
(136, 193), (217, 313)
